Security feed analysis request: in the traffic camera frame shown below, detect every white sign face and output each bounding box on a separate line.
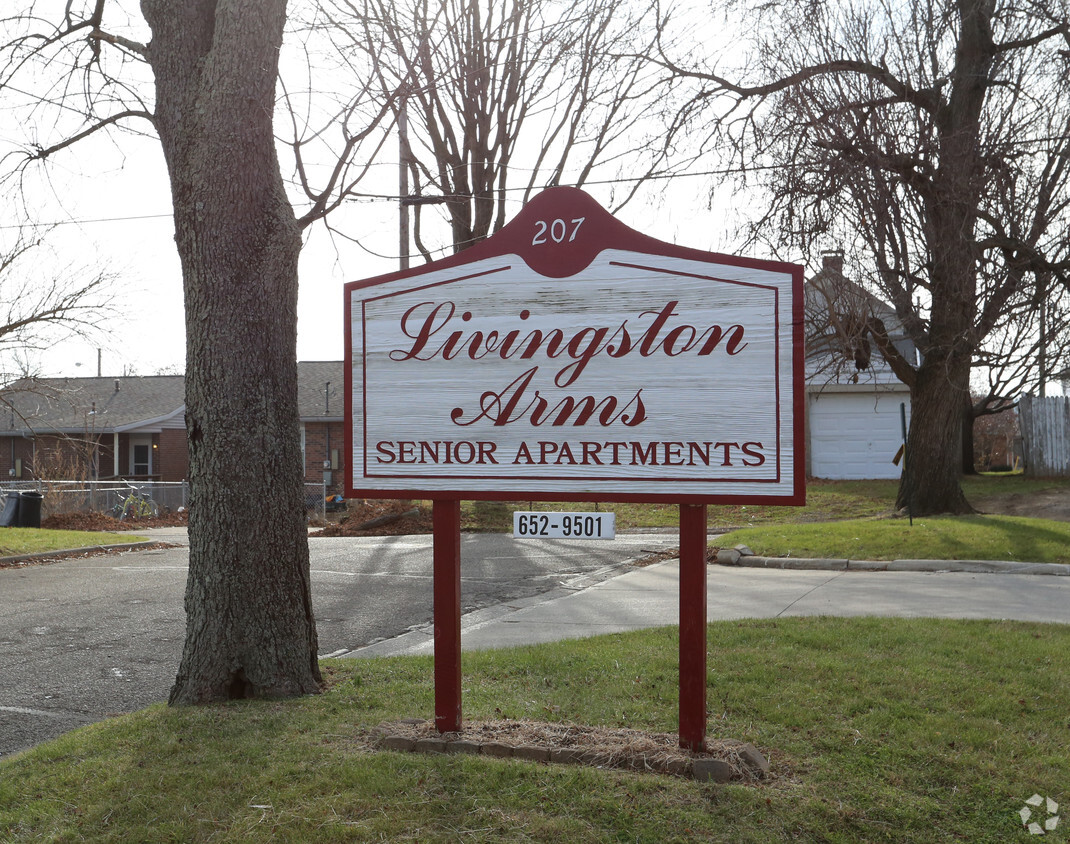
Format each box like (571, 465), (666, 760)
(346, 188), (803, 503)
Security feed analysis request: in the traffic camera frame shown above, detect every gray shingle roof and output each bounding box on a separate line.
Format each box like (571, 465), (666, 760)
(1, 375), (186, 434)
(804, 261), (916, 387)
(1, 361), (346, 434)
(296, 361), (344, 420)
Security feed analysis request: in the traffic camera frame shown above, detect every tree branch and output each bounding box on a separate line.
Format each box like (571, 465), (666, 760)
(864, 315), (918, 390)
(89, 28), (148, 57)
(25, 109), (155, 161)
(994, 21), (1069, 55)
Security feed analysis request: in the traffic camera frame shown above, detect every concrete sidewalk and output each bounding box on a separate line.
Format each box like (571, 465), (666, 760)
(348, 557), (1070, 658)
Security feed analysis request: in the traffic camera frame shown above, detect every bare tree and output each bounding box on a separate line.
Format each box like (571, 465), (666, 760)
(145, 0), (326, 703)
(279, 11), (398, 231)
(658, 0), (1070, 514)
(0, 224), (113, 385)
(806, 249), (1070, 474)
(314, 0), (674, 258)
(0, 1), (347, 702)
(804, 255), (904, 385)
(970, 279), (1070, 428)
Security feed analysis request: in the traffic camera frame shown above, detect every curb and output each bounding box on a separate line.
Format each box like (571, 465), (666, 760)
(724, 555), (1070, 576)
(0, 540), (162, 568)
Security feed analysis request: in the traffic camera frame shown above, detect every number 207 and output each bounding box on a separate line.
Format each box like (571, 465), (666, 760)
(532, 217), (585, 246)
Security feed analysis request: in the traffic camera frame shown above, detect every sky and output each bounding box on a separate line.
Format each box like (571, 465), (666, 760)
(22, 133), (390, 379)
(19, 126), (753, 381)
(6, 2), (1062, 409)
(2, 0), (767, 382)
(26, 161), (741, 380)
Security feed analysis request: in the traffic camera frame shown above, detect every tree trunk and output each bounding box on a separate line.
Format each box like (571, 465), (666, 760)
(142, 0), (321, 703)
(897, 356), (974, 515)
(896, 231), (977, 515)
(895, 0), (993, 515)
(896, 185), (978, 515)
(962, 396), (978, 475)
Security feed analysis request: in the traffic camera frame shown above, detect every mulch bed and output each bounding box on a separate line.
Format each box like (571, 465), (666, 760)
(41, 510), (188, 532)
(314, 500), (434, 537)
(368, 718), (769, 782)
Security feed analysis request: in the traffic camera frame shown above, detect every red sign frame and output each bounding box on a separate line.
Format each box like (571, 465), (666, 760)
(345, 187), (805, 505)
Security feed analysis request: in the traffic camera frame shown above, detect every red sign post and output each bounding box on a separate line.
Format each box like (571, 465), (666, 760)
(432, 498), (462, 733)
(346, 187), (804, 750)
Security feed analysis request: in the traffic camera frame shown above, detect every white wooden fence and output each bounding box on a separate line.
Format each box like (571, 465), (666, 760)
(1020, 395), (1070, 477)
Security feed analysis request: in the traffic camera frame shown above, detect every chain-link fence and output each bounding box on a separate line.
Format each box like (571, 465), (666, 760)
(0, 479), (328, 522)
(304, 481), (327, 523)
(3, 480), (191, 518)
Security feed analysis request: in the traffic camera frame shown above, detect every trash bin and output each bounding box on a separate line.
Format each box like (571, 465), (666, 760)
(0, 491), (19, 527)
(18, 490), (43, 528)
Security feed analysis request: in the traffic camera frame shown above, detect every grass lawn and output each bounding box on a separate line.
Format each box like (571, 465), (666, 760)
(459, 475), (1070, 564)
(460, 474), (1070, 532)
(0, 527), (142, 558)
(460, 479), (900, 531)
(718, 514), (1070, 564)
(1, 618), (1066, 843)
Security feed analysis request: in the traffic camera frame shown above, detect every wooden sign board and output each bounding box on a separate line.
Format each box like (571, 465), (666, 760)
(346, 187), (804, 503)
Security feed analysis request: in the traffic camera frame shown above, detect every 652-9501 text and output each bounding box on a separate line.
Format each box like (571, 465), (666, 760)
(513, 511), (615, 540)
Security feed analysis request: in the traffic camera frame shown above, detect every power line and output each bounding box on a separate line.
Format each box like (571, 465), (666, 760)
(0, 212), (173, 230)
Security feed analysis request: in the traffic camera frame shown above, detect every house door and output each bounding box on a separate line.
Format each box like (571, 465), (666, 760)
(130, 436), (153, 477)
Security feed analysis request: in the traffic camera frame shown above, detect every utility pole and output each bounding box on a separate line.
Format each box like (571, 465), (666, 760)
(399, 88), (411, 271)
(1038, 272), (1048, 398)
(324, 382), (333, 481)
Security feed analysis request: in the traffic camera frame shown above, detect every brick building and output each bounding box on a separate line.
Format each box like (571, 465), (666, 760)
(0, 375), (187, 482)
(295, 361), (346, 492)
(0, 362), (345, 488)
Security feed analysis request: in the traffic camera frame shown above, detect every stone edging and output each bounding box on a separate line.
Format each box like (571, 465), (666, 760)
(370, 720), (770, 783)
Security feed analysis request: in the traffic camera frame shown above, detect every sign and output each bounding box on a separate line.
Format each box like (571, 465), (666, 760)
(345, 187), (805, 748)
(513, 511), (615, 539)
(346, 187), (804, 504)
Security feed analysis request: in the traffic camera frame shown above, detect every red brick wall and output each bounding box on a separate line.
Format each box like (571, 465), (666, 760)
(303, 421), (346, 492)
(0, 436), (36, 479)
(0, 434), (106, 480)
(96, 437), (115, 478)
(0, 432), (190, 481)
(156, 429), (189, 481)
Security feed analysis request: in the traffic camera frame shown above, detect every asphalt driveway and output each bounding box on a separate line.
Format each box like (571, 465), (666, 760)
(0, 529), (676, 758)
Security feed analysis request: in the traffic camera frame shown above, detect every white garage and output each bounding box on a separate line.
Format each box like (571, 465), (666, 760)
(808, 388), (911, 480)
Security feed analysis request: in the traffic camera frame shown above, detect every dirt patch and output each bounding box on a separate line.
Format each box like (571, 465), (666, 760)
(630, 547), (680, 566)
(972, 488), (1070, 522)
(313, 500), (433, 537)
(41, 510), (188, 532)
(370, 718), (768, 782)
